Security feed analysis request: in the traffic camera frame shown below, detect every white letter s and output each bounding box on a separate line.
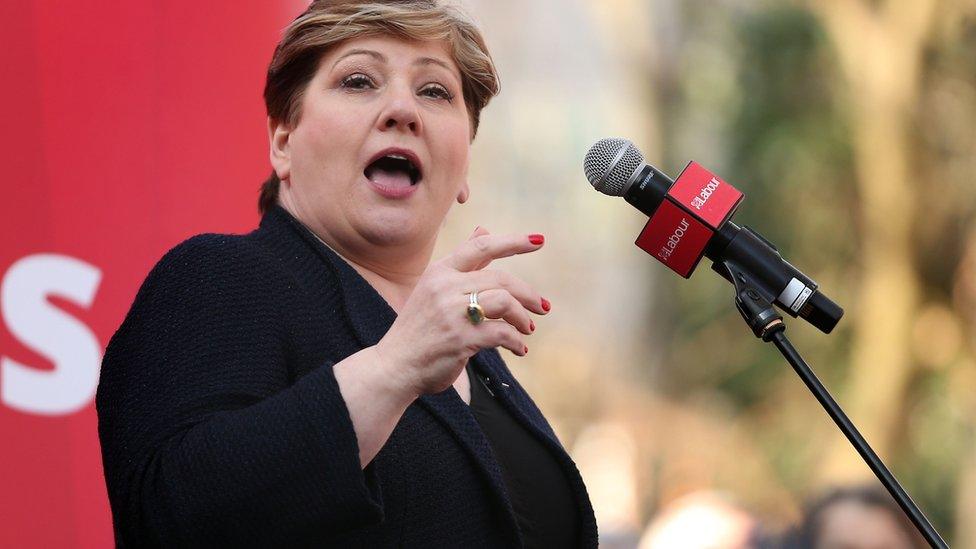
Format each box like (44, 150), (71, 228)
(2, 254), (102, 415)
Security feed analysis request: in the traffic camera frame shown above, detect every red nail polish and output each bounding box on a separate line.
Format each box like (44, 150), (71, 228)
(529, 320), (535, 332)
(541, 298), (551, 312)
(523, 345), (529, 355)
(528, 234), (545, 245)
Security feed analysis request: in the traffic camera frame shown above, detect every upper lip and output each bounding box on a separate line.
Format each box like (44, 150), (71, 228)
(365, 147), (424, 183)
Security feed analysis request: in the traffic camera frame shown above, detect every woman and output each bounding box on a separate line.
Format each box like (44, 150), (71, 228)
(96, 0), (597, 547)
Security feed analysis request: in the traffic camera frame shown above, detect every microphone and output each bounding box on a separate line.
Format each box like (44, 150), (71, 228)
(583, 137), (843, 334)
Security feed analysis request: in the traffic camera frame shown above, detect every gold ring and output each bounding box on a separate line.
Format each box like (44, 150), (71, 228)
(466, 292), (486, 325)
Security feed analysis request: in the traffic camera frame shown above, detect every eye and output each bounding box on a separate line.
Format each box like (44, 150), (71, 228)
(340, 73), (376, 90)
(419, 83), (454, 102)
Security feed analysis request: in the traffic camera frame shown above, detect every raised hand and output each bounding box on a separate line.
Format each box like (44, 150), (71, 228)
(375, 227), (550, 396)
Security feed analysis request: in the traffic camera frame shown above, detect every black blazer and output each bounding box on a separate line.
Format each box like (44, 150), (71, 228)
(96, 205), (598, 547)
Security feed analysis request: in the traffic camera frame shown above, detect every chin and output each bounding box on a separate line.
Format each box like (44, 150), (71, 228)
(359, 217), (427, 248)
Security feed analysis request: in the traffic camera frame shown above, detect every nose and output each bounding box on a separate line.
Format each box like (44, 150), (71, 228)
(376, 81), (422, 135)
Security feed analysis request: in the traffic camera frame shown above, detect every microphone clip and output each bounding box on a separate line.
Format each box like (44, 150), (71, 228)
(718, 259), (785, 341)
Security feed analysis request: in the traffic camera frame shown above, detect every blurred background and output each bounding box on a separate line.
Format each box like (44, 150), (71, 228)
(1, 0), (973, 546)
(456, 0), (976, 545)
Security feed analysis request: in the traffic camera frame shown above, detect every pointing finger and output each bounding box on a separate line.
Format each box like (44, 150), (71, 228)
(447, 233), (545, 273)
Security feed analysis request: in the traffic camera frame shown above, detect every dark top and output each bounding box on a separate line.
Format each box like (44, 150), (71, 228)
(467, 365), (580, 547)
(96, 205), (597, 548)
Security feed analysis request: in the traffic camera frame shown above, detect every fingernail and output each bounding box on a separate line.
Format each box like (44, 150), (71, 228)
(529, 320), (535, 332)
(528, 234), (545, 245)
(541, 298), (551, 312)
(523, 345), (529, 355)
(471, 225), (481, 235)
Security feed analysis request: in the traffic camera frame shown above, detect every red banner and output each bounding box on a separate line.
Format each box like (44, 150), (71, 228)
(0, 2), (305, 546)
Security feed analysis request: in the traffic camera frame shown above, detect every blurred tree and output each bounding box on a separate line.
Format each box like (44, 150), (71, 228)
(808, 0), (976, 536)
(806, 0), (937, 483)
(647, 0), (976, 540)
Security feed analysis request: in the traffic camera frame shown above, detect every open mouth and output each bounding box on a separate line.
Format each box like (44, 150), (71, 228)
(364, 153), (422, 186)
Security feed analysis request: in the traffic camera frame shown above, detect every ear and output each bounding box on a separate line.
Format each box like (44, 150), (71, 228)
(456, 180), (470, 204)
(268, 116), (292, 182)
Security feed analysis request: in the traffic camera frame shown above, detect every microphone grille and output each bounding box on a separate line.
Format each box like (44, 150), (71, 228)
(583, 138), (645, 196)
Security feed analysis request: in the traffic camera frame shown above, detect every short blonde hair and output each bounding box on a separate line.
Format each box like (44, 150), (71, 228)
(259, 0), (500, 213)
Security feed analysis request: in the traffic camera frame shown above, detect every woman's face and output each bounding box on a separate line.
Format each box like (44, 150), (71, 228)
(270, 35), (472, 260)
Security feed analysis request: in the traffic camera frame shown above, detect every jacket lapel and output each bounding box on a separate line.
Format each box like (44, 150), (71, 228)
(413, 387), (519, 526)
(471, 348), (562, 445)
(474, 348), (600, 541)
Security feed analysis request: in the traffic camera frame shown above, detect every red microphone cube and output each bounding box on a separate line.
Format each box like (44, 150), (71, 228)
(636, 200), (713, 278)
(635, 162), (744, 278)
(668, 161), (743, 229)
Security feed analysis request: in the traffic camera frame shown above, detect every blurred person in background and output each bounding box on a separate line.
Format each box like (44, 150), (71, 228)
(638, 491), (769, 549)
(789, 485), (925, 549)
(95, 0), (597, 546)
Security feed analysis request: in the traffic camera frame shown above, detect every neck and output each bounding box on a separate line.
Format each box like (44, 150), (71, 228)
(337, 248), (428, 314)
(278, 200), (430, 314)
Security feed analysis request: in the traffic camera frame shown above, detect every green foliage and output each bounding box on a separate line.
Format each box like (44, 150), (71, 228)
(642, 0), (974, 537)
(656, 3), (854, 405)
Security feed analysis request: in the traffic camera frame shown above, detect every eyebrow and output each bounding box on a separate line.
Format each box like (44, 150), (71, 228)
(332, 49), (385, 68)
(332, 49), (456, 74)
(415, 56), (453, 72)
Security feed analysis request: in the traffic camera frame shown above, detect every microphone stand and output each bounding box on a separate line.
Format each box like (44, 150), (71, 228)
(717, 259), (948, 548)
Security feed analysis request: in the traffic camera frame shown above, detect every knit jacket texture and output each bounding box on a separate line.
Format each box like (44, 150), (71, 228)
(96, 205), (598, 547)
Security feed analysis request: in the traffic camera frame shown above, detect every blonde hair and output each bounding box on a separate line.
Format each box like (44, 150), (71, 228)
(259, 0), (500, 213)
